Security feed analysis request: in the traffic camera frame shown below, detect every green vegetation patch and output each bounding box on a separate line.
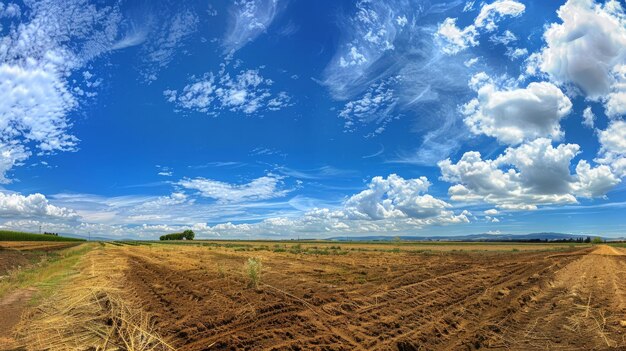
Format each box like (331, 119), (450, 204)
(0, 244), (95, 300)
(0, 230), (85, 242)
(159, 230), (195, 241)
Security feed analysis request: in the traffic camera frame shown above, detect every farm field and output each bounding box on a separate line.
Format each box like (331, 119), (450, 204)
(0, 230), (85, 242)
(0, 241), (82, 251)
(2, 241), (626, 350)
(191, 239), (587, 252)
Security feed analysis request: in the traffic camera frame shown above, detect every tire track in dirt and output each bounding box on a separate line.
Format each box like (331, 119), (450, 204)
(114, 247), (596, 351)
(125, 254), (334, 350)
(495, 245), (626, 350)
(373, 256), (576, 350)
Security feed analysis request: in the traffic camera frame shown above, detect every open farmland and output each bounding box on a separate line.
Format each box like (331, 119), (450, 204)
(0, 241), (82, 251)
(2, 241), (626, 350)
(0, 230), (86, 242)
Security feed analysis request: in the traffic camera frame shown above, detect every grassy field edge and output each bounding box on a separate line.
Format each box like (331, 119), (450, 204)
(0, 230), (85, 242)
(0, 243), (97, 300)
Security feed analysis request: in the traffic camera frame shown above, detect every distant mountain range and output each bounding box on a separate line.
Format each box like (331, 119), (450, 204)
(327, 232), (626, 242)
(60, 233), (120, 241)
(50, 232), (625, 242)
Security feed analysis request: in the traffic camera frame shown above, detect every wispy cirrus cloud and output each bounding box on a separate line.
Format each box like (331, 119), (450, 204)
(177, 174), (291, 203)
(47, 188), (300, 228)
(321, 0), (476, 160)
(339, 77), (401, 136)
(222, 0), (286, 55)
(275, 166), (359, 180)
(137, 7), (200, 82)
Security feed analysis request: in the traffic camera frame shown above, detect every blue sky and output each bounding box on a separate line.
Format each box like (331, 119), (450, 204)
(0, 0), (625, 239)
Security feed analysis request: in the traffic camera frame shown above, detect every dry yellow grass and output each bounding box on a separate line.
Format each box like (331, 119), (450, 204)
(15, 247), (174, 351)
(17, 287), (173, 351)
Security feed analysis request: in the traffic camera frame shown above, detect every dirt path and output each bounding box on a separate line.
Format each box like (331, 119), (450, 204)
(498, 245), (626, 349)
(591, 245), (624, 256)
(0, 288), (36, 350)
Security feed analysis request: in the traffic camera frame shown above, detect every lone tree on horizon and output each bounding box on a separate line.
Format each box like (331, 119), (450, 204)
(159, 229), (195, 241)
(183, 229), (195, 240)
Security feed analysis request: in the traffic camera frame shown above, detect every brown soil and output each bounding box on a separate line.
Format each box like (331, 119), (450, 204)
(497, 245), (626, 349)
(0, 242), (78, 276)
(199, 240), (586, 252)
(0, 241), (80, 251)
(0, 288), (36, 349)
(0, 250), (34, 277)
(14, 243), (626, 350)
(0, 242), (83, 350)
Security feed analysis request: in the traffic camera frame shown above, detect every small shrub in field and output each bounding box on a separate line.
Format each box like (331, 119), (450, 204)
(217, 263), (226, 278)
(244, 257), (262, 289)
(288, 244), (303, 254)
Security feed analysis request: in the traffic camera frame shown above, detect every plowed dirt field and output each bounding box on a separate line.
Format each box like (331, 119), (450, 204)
(8, 243), (626, 350)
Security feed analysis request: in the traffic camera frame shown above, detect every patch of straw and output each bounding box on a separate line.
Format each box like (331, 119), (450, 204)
(15, 285), (173, 351)
(14, 249), (174, 351)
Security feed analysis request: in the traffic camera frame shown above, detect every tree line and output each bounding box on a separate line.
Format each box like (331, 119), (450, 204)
(551, 236), (603, 243)
(159, 230), (195, 241)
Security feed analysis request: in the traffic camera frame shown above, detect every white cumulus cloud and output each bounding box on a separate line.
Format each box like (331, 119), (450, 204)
(435, 18), (479, 55)
(342, 174), (461, 221)
(439, 138), (620, 210)
(165, 67), (290, 115)
(0, 0), (128, 181)
(463, 77), (572, 145)
(0, 192), (79, 220)
(474, 0), (526, 31)
(582, 106), (596, 128)
(539, 0), (626, 117)
(193, 174), (470, 238)
(596, 120), (626, 177)
(436, 0), (525, 55)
